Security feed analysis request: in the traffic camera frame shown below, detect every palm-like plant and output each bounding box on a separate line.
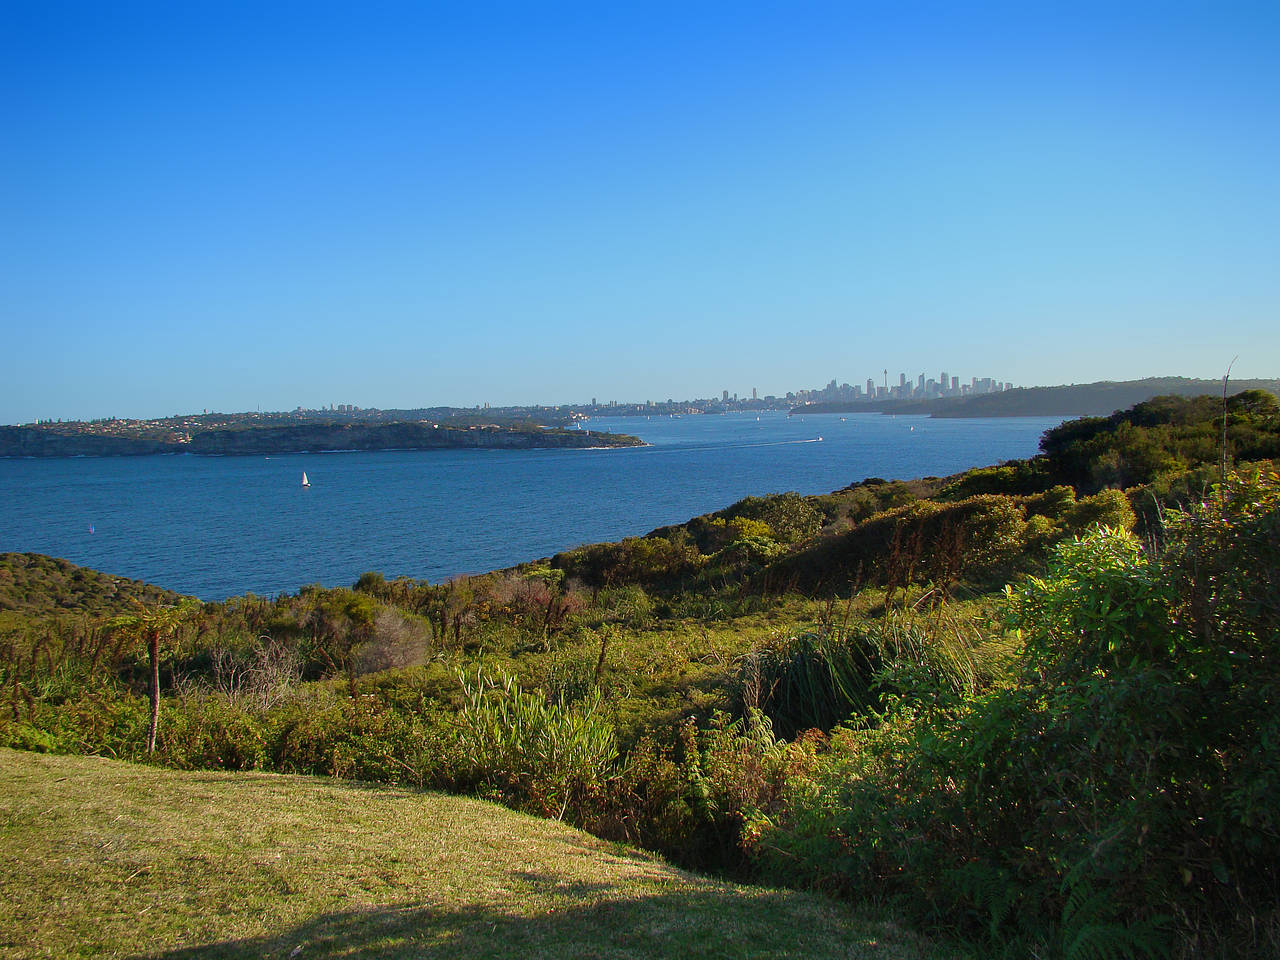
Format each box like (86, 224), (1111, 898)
(109, 600), (199, 754)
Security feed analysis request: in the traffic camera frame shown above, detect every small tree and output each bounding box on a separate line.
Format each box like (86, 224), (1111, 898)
(109, 599), (199, 754)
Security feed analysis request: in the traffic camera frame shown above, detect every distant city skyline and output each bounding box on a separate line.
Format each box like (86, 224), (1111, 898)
(3, 2), (1277, 424)
(9, 366), (1168, 427)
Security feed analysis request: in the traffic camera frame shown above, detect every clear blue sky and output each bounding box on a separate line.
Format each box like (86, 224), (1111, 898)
(3, 0), (1278, 422)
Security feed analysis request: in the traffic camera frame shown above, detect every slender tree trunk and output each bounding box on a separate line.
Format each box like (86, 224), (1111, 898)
(146, 629), (160, 754)
(1221, 361), (1234, 485)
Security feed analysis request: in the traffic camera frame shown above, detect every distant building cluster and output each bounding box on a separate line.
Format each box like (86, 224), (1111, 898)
(559, 371), (1016, 417)
(296, 404), (362, 414)
(789, 371), (1013, 404)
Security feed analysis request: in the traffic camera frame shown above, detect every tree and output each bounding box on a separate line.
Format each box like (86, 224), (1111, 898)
(109, 599), (199, 754)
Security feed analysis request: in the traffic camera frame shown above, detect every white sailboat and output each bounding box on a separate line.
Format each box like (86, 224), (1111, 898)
(301, 471), (310, 488)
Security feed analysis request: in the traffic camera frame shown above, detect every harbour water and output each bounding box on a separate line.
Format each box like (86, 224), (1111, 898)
(0, 412), (1064, 600)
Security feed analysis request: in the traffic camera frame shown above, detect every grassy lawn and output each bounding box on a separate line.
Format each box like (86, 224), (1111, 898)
(0, 749), (955, 959)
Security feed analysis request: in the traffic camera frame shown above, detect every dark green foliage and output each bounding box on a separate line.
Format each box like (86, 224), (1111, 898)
(586, 713), (823, 873)
(1023, 484), (1077, 520)
(938, 459), (1054, 500)
(810, 478), (925, 528)
(269, 697), (457, 786)
(552, 536), (703, 590)
(0, 553), (182, 618)
(159, 694), (269, 770)
(764, 494), (1029, 594)
(0, 691), (147, 757)
(715, 492), (821, 544)
(353, 570), (387, 594)
(736, 613), (988, 741)
(658, 491), (823, 555)
(750, 475), (1280, 956)
(736, 629), (888, 739)
(700, 535), (786, 582)
(1040, 392), (1280, 494)
(1158, 471), (1280, 890)
(1061, 488), (1136, 531)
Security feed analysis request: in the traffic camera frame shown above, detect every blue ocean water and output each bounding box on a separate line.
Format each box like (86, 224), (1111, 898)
(0, 412), (1063, 601)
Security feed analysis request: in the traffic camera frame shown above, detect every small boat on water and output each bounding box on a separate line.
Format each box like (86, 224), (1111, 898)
(301, 471), (310, 488)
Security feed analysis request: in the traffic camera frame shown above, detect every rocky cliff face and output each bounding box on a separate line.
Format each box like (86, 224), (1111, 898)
(0, 422), (642, 458)
(0, 428), (170, 457)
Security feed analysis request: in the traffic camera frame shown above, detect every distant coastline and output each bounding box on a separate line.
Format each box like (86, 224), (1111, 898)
(791, 376), (1280, 419)
(0, 420), (643, 459)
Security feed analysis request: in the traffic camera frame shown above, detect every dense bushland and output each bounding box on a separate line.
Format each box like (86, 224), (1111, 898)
(3, 393), (1278, 956)
(0, 553), (180, 616)
(747, 473), (1280, 957)
(1039, 390), (1280, 494)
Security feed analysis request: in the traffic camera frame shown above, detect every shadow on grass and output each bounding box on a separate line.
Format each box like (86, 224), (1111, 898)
(146, 878), (926, 960)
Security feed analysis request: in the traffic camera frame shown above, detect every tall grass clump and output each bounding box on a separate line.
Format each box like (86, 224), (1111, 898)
(455, 665), (618, 819)
(736, 607), (996, 740)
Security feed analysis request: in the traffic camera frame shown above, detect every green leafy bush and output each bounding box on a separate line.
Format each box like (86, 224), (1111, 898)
(0, 692), (148, 759)
(270, 697), (456, 787)
(764, 494), (1029, 594)
(159, 694), (268, 770)
(1061, 488), (1136, 533)
(938, 460), (1053, 500)
(552, 536), (703, 591)
(1040, 392), (1280, 494)
(750, 475), (1280, 956)
(589, 711), (822, 874)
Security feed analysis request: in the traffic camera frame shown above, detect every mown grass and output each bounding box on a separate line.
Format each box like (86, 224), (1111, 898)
(0, 748), (958, 960)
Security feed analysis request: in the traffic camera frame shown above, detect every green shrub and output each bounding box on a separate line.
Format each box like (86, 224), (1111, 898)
(1023, 484), (1077, 520)
(0, 692), (148, 759)
(938, 460), (1053, 500)
(0, 721), (60, 752)
(455, 666), (619, 819)
(764, 494), (1029, 594)
(701, 535), (784, 582)
(750, 477), (1280, 956)
(1061, 488), (1136, 533)
(697, 516), (776, 550)
(736, 629), (885, 739)
(697, 492), (821, 547)
(271, 698), (456, 787)
(1040, 393), (1280, 495)
(552, 537), (703, 591)
(589, 711), (822, 874)
(159, 694), (267, 770)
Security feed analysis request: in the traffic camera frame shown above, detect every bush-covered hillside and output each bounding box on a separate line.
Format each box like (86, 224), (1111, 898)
(0, 553), (182, 618)
(2, 393), (1278, 958)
